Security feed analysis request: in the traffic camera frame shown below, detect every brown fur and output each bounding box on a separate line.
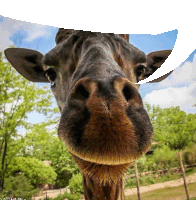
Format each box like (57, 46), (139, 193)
(59, 77), (151, 166)
(72, 154), (128, 200)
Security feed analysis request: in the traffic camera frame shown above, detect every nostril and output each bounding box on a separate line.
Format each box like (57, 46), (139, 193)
(122, 85), (133, 102)
(75, 85), (89, 99)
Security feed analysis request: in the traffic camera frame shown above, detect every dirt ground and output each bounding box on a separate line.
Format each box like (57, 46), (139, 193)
(33, 187), (70, 200)
(33, 173), (196, 199)
(125, 172), (196, 196)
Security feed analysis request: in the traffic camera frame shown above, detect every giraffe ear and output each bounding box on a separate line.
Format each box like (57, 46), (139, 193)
(142, 50), (173, 82)
(4, 48), (49, 83)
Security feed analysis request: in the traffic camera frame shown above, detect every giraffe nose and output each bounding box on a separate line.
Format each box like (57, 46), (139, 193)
(62, 76), (146, 165)
(70, 77), (140, 104)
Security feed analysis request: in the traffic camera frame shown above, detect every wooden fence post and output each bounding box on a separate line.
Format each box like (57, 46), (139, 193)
(134, 161), (141, 200)
(178, 151), (190, 200)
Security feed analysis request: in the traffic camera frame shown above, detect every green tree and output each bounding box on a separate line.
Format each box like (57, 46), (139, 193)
(20, 122), (58, 160)
(144, 103), (163, 127)
(69, 173), (83, 194)
(8, 157), (57, 185)
(2, 174), (39, 200)
(152, 145), (177, 169)
(153, 107), (196, 150)
(19, 122), (79, 188)
(48, 137), (79, 188)
(145, 104), (196, 149)
(145, 104), (196, 200)
(0, 52), (57, 192)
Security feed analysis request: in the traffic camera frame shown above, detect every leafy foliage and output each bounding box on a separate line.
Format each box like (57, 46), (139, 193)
(20, 122), (58, 160)
(8, 157), (57, 185)
(48, 137), (79, 188)
(152, 145), (177, 166)
(183, 144), (196, 164)
(145, 104), (196, 151)
(20, 124), (79, 188)
(45, 191), (81, 200)
(1, 174), (39, 200)
(0, 52), (57, 191)
(69, 173), (83, 194)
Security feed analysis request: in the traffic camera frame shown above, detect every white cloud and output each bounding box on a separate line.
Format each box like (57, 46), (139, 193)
(13, 22), (54, 42)
(0, 16), (56, 51)
(144, 54), (196, 112)
(159, 53), (196, 87)
(0, 25), (13, 50)
(144, 83), (196, 110)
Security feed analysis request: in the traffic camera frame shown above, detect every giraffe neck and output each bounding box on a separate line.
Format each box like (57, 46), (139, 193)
(82, 175), (124, 200)
(71, 154), (130, 200)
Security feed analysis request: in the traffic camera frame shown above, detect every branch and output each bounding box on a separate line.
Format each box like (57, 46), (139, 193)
(9, 93), (22, 119)
(0, 139), (4, 157)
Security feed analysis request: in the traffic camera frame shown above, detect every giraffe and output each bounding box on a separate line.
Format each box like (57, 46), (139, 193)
(4, 29), (172, 200)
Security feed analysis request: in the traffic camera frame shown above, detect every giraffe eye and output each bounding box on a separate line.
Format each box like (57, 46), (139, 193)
(136, 64), (146, 77)
(136, 64), (146, 82)
(44, 68), (57, 86)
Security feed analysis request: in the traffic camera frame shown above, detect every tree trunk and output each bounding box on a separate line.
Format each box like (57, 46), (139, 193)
(178, 152), (190, 200)
(0, 179), (4, 193)
(134, 161), (141, 200)
(0, 135), (8, 192)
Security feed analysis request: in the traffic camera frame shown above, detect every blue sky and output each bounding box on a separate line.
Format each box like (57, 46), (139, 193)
(0, 16), (195, 125)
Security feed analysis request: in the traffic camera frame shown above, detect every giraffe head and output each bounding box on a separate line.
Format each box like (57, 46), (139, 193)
(5, 29), (172, 198)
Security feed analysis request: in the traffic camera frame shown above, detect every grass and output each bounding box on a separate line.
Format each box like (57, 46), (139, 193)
(125, 182), (196, 200)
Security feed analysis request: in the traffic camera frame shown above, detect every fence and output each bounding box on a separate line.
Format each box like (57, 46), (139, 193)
(125, 162), (196, 179)
(32, 162), (196, 200)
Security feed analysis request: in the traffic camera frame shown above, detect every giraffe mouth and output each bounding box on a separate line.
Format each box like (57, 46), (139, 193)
(71, 153), (131, 183)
